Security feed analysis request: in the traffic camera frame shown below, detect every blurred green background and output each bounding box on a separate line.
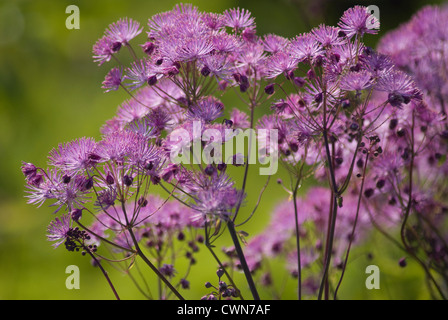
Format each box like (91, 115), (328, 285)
(0, 0), (445, 300)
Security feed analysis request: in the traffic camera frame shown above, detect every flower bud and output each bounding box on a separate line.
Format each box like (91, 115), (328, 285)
(264, 83), (275, 95)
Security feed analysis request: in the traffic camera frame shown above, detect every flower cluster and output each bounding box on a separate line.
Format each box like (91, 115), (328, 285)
(22, 3), (448, 300)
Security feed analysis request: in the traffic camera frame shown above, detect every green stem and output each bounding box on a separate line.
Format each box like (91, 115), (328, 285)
(227, 220), (260, 300)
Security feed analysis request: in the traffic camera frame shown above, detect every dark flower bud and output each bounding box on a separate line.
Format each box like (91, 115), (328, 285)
(111, 41), (122, 52)
(204, 165), (216, 176)
(156, 58), (163, 65)
(88, 153), (102, 163)
(330, 53), (341, 64)
(205, 282), (213, 288)
(29, 174), (43, 187)
(341, 99), (350, 109)
(313, 55), (324, 67)
(71, 208), (82, 221)
(21, 162), (37, 179)
(349, 63), (360, 72)
(239, 82), (249, 93)
(376, 179), (385, 189)
(290, 142), (299, 153)
(147, 75), (158, 86)
(105, 173), (114, 185)
(240, 75), (249, 84)
(180, 279), (190, 290)
(338, 30), (346, 37)
(307, 69), (315, 80)
(177, 231), (185, 241)
(398, 257), (407, 267)
(62, 174), (71, 184)
(223, 119), (233, 128)
(293, 76), (305, 87)
(264, 83), (275, 95)
(217, 163), (227, 171)
(201, 66), (211, 77)
(138, 196), (148, 207)
(123, 175), (133, 186)
(141, 42), (155, 55)
(145, 161), (154, 171)
(151, 175), (161, 185)
(84, 177), (94, 190)
(216, 268), (225, 278)
(219, 281), (228, 292)
(314, 93), (322, 103)
(350, 122), (359, 131)
(388, 196), (397, 206)
(356, 158), (364, 169)
(232, 73), (241, 83)
(364, 188), (374, 198)
(388, 92), (405, 107)
(196, 234), (204, 243)
(173, 61), (181, 70)
(286, 70), (295, 80)
(396, 127), (406, 137)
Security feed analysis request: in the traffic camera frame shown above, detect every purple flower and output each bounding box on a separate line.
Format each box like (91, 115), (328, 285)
(223, 8), (255, 31)
(201, 12), (226, 31)
(125, 59), (157, 91)
(21, 162), (38, 180)
(48, 137), (99, 175)
(105, 17), (142, 47)
(229, 108), (250, 129)
(199, 53), (233, 81)
(311, 25), (346, 48)
(187, 96), (224, 123)
(102, 67), (123, 92)
(116, 98), (150, 126)
(95, 187), (117, 211)
(160, 264), (176, 278)
(340, 70), (374, 92)
(360, 51), (394, 77)
(176, 37), (214, 62)
(47, 215), (72, 248)
(145, 107), (173, 134)
(265, 51), (297, 79)
(127, 134), (163, 170)
(92, 35), (114, 65)
(262, 34), (289, 54)
(338, 6), (379, 39)
(211, 32), (239, 53)
(376, 70), (422, 107)
(290, 33), (323, 63)
(95, 130), (137, 162)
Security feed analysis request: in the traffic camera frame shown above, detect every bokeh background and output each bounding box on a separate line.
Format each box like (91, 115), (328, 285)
(0, 0), (446, 300)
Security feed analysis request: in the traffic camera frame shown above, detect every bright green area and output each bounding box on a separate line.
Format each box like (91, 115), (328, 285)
(0, 0), (444, 300)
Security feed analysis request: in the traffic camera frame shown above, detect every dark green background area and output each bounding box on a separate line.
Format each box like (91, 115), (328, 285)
(0, 0), (444, 299)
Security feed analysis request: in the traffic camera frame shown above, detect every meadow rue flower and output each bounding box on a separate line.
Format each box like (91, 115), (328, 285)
(25, 3), (448, 300)
(223, 7), (255, 31)
(48, 137), (99, 175)
(105, 17), (142, 47)
(102, 67), (123, 92)
(338, 5), (380, 39)
(92, 35), (114, 65)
